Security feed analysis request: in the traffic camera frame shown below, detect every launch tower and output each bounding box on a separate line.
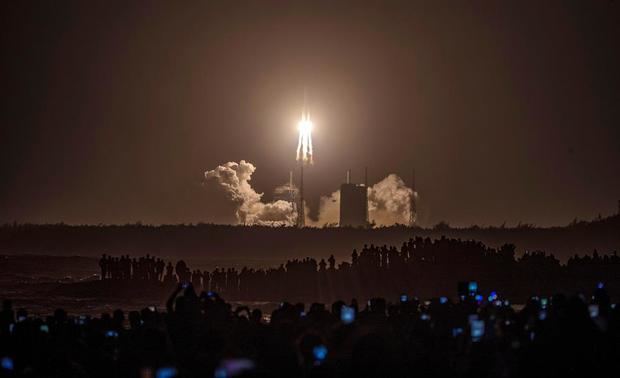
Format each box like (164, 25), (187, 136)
(409, 169), (417, 227)
(295, 92), (313, 228)
(339, 170), (368, 228)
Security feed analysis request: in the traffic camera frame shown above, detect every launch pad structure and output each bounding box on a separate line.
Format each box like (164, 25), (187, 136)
(295, 166), (418, 228)
(409, 169), (417, 227)
(295, 91), (312, 228)
(339, 169), (369, 228)
(292, 91), (417, 228)
(297, 164), (305, 228)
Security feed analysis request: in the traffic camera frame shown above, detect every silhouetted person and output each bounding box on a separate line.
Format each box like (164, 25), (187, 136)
(1, 300), (14, 332)
(99, 254), (108, 280)
(175, 260), (188, 283)
(165, 262), (175, 282)
(328, 254), (336, 270)
(156, 258), (165, 281)
(352, 249), (359, 266)
(319, 258), (327, 271)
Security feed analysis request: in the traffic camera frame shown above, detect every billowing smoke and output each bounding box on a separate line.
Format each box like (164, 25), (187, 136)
(273, 182), (298, 202)
(313, 174), (413, 227)
(307, 190), (339, 227)
(204, 160), (414, 227)
(367, 174), (413, 226)
(204, 161), (297, 226)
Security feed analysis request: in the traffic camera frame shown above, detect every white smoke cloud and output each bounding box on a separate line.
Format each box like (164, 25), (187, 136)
(204, 160), (413, 227)
(273, 182), (298, 202)
(204, 160), (297, 226)
(308, 190), (340, 227)
(313, 174), (413, 227)
(368, 174), (413, 226)
(247, 200), (297, 226)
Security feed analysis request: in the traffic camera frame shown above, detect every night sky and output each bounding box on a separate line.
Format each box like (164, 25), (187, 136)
(1, 1), (619, 227)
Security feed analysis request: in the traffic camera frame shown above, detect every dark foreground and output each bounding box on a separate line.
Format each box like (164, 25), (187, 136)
(3, 233), (620, 315)
(2, 215), (619, 263)
(1, 283), (618, 378)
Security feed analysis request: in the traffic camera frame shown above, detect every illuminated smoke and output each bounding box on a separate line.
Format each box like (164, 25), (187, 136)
(307, 190), (340, 227)
(314, 174), (413, 227)
(367, 174), (413, 226)
(204, 161), (413, 227)
(296, 112), (313, 163)
(273, 181), (298, 202)
(204, 160), (297, 226)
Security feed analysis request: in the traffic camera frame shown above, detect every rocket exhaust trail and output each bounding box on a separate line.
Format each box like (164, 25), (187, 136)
(296, 112), (313, 164)
(296, 94), (313, 227)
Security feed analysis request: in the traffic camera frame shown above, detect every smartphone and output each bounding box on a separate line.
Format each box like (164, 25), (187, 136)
(8, 323), (15, 334)
(540, 298), (548, 309)
(214, 359), (255, 378)
(155, 367), (178, 378)
(471, 320), (485, 342)
(468, 281), (478, 293)
(420, 313), (431, 321)
(40, 324), (49, 333)
(452, 327), (464, 337)
(439, 296), (448, 304)
(313, 345), (328, 362)
(148, 306), (156, 312)
(589, 304), (599, 318)
(105, 330), (119, 338)
(341, 305), (355, 324)
(181, 282), (189, 289)
(1, 356), (14, 371)
(400, 294), (408, 303)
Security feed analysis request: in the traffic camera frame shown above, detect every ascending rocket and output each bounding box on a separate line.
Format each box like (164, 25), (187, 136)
(296, 92), (313, 164)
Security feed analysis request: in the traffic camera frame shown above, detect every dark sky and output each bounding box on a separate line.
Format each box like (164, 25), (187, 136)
(1, 1), (619, 227)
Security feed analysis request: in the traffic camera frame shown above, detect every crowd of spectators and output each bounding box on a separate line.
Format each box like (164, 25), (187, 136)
(1, 281), (619, 377)
(99, 237), (620, 302)
(99, 254), (241, 295)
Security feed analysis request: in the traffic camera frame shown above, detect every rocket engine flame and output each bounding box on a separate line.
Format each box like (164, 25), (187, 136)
(296, 112), (313, 164)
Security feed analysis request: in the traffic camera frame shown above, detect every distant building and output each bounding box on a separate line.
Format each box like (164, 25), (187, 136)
(339, 179), (368, 227)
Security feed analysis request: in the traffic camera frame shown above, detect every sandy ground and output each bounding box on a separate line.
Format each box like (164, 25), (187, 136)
(0, 255), (281, 316)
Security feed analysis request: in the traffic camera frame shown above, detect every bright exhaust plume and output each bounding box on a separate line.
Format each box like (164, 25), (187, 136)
(296, 112), (313, 164)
